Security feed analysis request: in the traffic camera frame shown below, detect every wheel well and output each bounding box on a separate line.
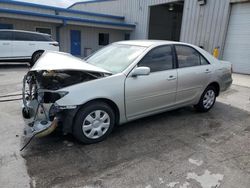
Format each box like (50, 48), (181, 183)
(79, 98), (120, 125)
(32, 50), (44, 58)
(208, 82), (220, 96)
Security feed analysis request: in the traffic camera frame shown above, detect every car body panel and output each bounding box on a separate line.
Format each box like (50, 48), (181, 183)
(56, 73), (127, 124)
(176, 64), (213, 105)
(32, 51), (111, 74)
(12, 41), (58, 58)
(0, 29), (59, 61)
(125, 69), (177, 119)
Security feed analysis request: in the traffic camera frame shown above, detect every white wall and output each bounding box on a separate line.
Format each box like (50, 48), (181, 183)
(0, 17), (57, 40)
(59, 25), (126, 56)
(71, 0), (232, 57)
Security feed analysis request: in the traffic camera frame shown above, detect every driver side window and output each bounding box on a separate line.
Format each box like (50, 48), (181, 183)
(138, 45), (173, 72)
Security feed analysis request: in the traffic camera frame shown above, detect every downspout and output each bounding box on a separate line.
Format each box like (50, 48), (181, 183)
(56, 19), (67, 51)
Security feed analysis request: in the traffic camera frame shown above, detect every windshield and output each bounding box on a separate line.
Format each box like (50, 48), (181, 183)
(86, 44), (147, 74)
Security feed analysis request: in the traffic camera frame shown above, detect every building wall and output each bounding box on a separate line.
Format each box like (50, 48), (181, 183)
(59, 25), (126, 55)
(181, 0), (231, 56)
(0, 17), (126, 56)
(0, 17), (57, 39)
(70, 0), (173, 39)
(71, 0), (232, 57)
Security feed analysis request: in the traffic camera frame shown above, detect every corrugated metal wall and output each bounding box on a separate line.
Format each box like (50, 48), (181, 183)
(71, 0), (232, 56)
(181, 0), (231, 55)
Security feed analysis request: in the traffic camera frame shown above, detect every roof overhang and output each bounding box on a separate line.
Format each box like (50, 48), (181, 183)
(0, 8), (135, 31)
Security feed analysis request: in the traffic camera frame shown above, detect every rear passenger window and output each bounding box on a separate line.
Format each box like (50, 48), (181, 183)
(175, 45), (201, 68)
(175, 45), (210, 68)
(139, 45), (173, 72)
(14, 32), (33, 41)
(14, 32), (48, 41)
(0, 31), (12, 40)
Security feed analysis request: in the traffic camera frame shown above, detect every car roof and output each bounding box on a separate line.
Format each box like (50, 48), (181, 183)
(0, 29), (50, 36)
(115, 40), (192, 48)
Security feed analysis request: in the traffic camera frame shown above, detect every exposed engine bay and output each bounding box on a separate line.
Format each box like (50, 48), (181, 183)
(22, 70), (106, 143)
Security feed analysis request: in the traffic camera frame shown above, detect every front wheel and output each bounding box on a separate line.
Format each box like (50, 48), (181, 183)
(194, 86), (217, 112)
(73, 102), (115, 144)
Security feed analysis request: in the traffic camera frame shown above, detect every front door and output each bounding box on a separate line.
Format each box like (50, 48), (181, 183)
(70, 30), (81, 56)
(125, 45), (177, 119)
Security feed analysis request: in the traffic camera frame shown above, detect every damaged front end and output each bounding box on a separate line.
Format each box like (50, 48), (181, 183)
(21, 52), (111, 140)
(22, 69), (106, 138)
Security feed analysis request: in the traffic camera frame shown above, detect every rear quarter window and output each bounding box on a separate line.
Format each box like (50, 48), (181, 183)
(14, 32), (53, 41)
(0, 31), (12, 40)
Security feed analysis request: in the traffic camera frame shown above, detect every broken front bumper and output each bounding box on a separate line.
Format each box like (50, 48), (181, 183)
(23, 118), (58, 138)
(22, 101), (60, 138)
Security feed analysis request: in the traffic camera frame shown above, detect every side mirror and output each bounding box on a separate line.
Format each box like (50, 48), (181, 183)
(131, 67), (150, 77)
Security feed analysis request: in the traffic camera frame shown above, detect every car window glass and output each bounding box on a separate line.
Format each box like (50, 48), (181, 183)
(139, 45), (173, 72)
(176, 45), (201, 68)
(14, 32), (47, 41)
(200, 55), (209, 65)
(0, 31), (12, 40)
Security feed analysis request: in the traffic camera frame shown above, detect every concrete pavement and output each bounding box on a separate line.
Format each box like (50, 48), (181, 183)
(232, 73), (250, 88)
(0, 66), (249, 188)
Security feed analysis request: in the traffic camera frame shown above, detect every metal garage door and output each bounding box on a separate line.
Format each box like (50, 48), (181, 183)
(223, 3), (250, 74)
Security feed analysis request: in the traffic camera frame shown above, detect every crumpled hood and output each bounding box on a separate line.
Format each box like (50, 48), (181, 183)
(31, 51), (111, 74)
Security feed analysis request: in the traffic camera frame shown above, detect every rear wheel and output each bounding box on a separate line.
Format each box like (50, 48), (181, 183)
(194, 86), (216, 112)
(30, 51), (43, 66)
(73, 102), (115, 144)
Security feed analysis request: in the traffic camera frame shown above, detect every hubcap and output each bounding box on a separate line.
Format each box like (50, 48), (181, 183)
(82, 110), (110, 139)
(203, 90), (215, 109)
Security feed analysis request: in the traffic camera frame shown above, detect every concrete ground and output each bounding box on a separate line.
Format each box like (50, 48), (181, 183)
(0, 65), (250, 188)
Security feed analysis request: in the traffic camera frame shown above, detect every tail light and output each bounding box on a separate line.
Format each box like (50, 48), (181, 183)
(50, 43), (59, 47)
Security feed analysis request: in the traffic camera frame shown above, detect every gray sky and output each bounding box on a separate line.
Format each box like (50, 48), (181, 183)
(12, 0), (95, 8)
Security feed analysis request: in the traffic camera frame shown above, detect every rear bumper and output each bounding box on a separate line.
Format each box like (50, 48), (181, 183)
(220, 77), (233, 92)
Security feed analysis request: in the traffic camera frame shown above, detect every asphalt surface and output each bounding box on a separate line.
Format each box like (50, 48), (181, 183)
(0, 64), (250, 188)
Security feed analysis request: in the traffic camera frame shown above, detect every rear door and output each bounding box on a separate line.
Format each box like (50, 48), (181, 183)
(174, 45), (212, 105)
(0, 31), (13, 58)
(125, 45), (177, 119)
(13, 31), (35, 58)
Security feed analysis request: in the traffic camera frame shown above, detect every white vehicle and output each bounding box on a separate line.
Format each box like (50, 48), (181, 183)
(0, 29), (59, 66)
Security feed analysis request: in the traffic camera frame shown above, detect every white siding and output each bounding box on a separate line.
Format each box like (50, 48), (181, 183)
(71, 0), (232, 56)
(0, 17), (57, 40)
(223, 2), (250, 74)
(59, 25), (125, 55)
(70, 0), (175, 39)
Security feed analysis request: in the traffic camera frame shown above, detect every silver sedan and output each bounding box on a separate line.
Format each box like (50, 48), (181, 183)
(22, 40), (232, 144)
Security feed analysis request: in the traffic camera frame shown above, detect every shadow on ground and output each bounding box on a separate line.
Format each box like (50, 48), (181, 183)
(22, 102), (250, 188)
(0, 63), (29, 69)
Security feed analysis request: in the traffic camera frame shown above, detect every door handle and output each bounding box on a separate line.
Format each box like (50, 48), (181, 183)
(2, 43), (10, 45)
(29, 43), (35, 46)
(205, 69), (211, 73)
(167, 75), (177, 81)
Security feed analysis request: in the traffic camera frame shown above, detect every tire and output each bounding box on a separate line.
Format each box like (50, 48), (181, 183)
(30, 51), (43, 66)
(73, 102), (115, 144)
(194, 86), (217, 112)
